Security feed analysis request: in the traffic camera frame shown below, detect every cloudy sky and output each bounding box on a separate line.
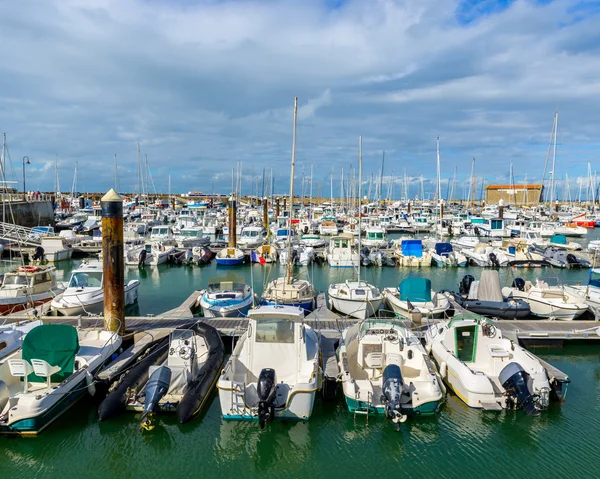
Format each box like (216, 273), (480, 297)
(0, 0), (599, 199)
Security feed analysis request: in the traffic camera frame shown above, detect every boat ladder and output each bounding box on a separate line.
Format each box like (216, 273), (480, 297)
(231, 381), (247, 415)
(353, 388), (371, 424)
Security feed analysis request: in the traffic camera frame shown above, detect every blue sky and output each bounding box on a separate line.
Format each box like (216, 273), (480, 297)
(0, 0), (599, 197)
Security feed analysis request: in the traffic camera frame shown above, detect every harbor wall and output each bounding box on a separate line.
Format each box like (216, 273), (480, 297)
(0, 199), (54, 227)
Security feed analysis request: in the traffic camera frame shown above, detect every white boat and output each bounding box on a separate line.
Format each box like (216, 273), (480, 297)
(327, 235), (359, 268)
(0, 320), (43, 361)
(0, 266), (65, 315)
(329, 281), (384, 319)
(362, 224), (388, 249)
(554, 224), (587, 237)
(383, 277), (450, 319)
(300, 234), (326, 248)
(51, 261), (140, 316)
(125, 242), (174, 266)
(564, 268), (600, 309)
(217, 305), (320, 427)
(319, 219), (338, 236)
(338, 318), (443, 425)
(0, 324), (121, 435)
(37, 237), (73, 263)
(393, 239), (432, 267)
(427, 313), (556, 414)
(430, 242), (467, 267)
(502, 279), (589, 320)
(450, 235), (480, 251)
(198, 277), (254, 317)
(462, 243), (509, 267)
(253, 244), (277, 263)
(238, 226), (266, 248)
(175, 227), (210, 248)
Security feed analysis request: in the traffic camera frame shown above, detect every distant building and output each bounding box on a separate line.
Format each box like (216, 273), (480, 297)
(485, 184), (544, 205)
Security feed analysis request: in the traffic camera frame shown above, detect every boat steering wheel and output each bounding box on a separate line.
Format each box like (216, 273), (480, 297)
(178, 345), (193, 360)
(482, 323), (496, 338)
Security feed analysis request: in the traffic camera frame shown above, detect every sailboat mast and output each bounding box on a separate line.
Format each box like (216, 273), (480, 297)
(550, 111), (558, 205)
(286, 96), (298, 283)
(358, 135), (363, 284)
(436, 137), (442, 203)
(114, 154), (120, 193)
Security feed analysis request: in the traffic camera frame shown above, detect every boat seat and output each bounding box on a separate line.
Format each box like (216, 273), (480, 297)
(30, 359), (61, 389)
(487, 345), (510, 358)
(8, 359), (34, 393)
(385, 353), (404, 368)
(364, 352), (383, 369)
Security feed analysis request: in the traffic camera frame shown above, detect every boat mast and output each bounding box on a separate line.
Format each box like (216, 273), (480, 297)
(550, 111), (558, 205)
(286, 96), (298, 284)
(358, 135), (363, 284)
(114, 154), (120, 193)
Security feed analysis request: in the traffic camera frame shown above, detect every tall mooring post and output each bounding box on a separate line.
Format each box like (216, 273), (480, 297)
(262, 197), (268, 229)
(275, 197), (280, 218)
(102, 189), (125, 334)
(228, 195), (237, 248)
(498, 199), (504, 219)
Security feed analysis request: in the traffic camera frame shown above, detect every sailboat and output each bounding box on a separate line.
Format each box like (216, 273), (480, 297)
(215, 196), (245, 266)
(261, 97), (315, 312)
(328, 136), (384, 320)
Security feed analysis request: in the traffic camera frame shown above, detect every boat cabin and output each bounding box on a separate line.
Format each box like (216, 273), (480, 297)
(1, 267), (57, 293)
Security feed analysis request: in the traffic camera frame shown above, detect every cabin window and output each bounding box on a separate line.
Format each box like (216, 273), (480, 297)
(69, 272), (102, 288)
(455, 326), (477, 362)
(0, 341), (6, 352)
(255, 320), (295, 344)
(3, 275), (29, 286)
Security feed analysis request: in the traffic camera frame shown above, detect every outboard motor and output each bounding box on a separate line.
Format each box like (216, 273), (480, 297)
(512, 278), (526, 292)
(566, 253), (578, 266)
(474, 226), (481, 236)
(184, 249), (193, 265)
(138, 248), (148, 267)
(32, 246), (45, 261)
(257, 368), (277, 429)
(489, 252), (499, 267)
(459, 275), (475, 296)
(381, 364), (406, 428)
(140, 366), (172, 430)
(499, 362), (540, 416)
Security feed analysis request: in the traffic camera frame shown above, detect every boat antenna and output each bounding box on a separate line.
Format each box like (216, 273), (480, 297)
(286, 96), (298, 284)
(358, 135), (363, 284)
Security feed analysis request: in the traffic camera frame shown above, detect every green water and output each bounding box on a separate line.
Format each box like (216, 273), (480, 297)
(2, 234), (600, 478)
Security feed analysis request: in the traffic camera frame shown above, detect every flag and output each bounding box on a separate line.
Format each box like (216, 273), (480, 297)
(251, 250), (266, 265)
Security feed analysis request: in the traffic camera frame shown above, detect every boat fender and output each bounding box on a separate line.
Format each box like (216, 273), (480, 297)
(440, 362), (447, 378)
(86, 370), (97, 396)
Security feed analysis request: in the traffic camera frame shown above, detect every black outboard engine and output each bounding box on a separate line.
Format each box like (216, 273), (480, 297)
(499, 362), (540, 416)
(512, 278), (525, 292)
(32, 246), (45, 261)
(474, 226), (481, 236)
(459, 275), (475, 296)
(257, 368), (277, 429)
(381, 365), (406, 428)
(566, 253), (578, 266)
(488, 252), (499, 267)
(138, 248), (147, 267)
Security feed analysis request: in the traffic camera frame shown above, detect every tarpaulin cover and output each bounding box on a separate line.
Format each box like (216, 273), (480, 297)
(401, 240), (423, 258)
(476, 270), (503, 302)
(22, 324), (79, 383)
(434, 243), (453, 256)
(550, 234), (567, 245)
(399, 277), (432, 302)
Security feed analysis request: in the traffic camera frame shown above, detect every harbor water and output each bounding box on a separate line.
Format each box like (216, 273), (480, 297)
(1, 234), (600, 478)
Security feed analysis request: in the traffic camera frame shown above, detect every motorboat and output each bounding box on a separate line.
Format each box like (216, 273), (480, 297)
(215, 246), (245, 266)
(366, 248), (395, 267)
(383, 278), (451, 319)
(98, 322), (224, 426)
(502, 278), (589, 320)
(51, 260), (140, 316)
(0, 324), (121, 435)
(261, 277), (315, 312)
(174, 227), (211, 248)
(34, 237), (73, 263)
(452, 271), (530, 319)
(0, 266), (65, 315)
(450, 235), (480, 251)
(362, 225), (388, 249)
(554, 223), (587, 237)
(338, 318), (443, 426)
(328, 281), (384, 320)
(217, 305), (320, 427)
(125, 242), (174, 266)
(300, 234), (326, 248)
(238, 226), (266, 248)
(462, 243), (509, 267)
(319, 219), (338, 236)
(393, 239), (432, 267)
(430, 242), (467, 267)
(198, 277), (254, 318)
(427, 314), (560, 414)
(564, 268), (600, 309)
(541, 247), (590, 269)
(547, 234), (582, 251)
(327, 235), (359, 268)
(253, 244), (277, 263)
(0, 320), (43, 361)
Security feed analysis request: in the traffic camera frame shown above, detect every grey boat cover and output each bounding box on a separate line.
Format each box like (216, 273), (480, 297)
(475, 270), (503, 302)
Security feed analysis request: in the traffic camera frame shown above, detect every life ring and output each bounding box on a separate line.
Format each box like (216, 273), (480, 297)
(18, 265), (39, 273)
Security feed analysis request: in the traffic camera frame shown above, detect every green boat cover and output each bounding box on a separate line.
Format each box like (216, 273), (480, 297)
(399, 277), (432, 302)
(22, 324), (79, 383)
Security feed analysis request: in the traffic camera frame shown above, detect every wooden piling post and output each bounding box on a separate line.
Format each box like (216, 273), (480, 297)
(498, 199), (504, 219)
(228, 195), (237, 248)
(275, 197), (280, 218)
(102, 189), (125, 334)
(263, 197), (268, 229)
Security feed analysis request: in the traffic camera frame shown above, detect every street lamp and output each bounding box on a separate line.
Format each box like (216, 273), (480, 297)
(22, 156), (30, 197)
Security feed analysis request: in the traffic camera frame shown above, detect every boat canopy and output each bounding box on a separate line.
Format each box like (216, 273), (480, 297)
(589, 268), (600, 288)
(401, 240), (423, 258)
(399, 277), (432, 302)
(434, 242), (453, 256)
(476, 270), (503, 302)
(550, 234), (567, 245)
(22, 324), (79, 383)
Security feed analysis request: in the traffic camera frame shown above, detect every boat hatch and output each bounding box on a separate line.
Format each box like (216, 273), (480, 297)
(455, 325), (477, 363)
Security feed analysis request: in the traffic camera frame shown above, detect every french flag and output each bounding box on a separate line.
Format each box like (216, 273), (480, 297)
(251, 250), (266, 265)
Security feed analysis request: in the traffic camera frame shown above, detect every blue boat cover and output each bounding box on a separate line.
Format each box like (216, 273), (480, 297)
(399, 277), (432, 302)
(434, 242), (453, 256)
(550, 234), (567, 245)
(401, 240), (423, 258)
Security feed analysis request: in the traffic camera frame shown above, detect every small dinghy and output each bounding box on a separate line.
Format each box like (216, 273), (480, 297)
(338, 318), (443, 426)
(427, 313), (565, 414)
(383, 277), (451, 319)
(542, 247), (590, 269)
(198, 277), (254, 318)
(97, 322), (224, 426)
(0, 324), (121, 435)
(451, 271), (530, 319)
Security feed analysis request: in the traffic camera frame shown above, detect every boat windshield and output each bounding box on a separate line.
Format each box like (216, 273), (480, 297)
(181, 229), (202, 237)
(69, 271), (102, 288)
(255, 319), (295, 343)
(3, 275), (29, 286)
